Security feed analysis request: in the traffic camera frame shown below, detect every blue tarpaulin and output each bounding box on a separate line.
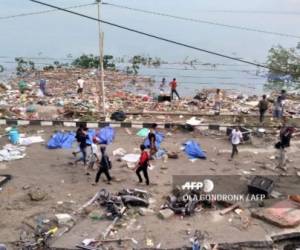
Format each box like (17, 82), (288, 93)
(47, 132), (76, 149)
(144, 132), (164, 149)
(183, 140), (206, 159)
(96, 126), (115, 144)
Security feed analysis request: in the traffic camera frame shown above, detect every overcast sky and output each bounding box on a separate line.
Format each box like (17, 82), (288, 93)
(1, 0), (300, 64)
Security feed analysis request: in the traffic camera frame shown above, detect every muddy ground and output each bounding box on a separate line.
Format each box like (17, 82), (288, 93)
(0, 126), (300, 249)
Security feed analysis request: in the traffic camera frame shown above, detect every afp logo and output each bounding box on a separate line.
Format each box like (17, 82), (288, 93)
(181, 179), (214, 193)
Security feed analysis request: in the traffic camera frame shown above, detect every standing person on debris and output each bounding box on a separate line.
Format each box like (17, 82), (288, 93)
(213, 89), (223, 113)
(169, 78), (180, 100)
(275, 120), (295, 170)
(229, 127), (243, 160)
(77, 76), (84, 97)
(148, 123), (158, 159)
(135, 144), (150, 186)
(280, 89), (287, 113)
(258, 95), (269, 123)
(39, 78), (47, 96)
(273, 96), (284, 119)
(93, 146), (112, 185)
(159, 77), (166, 93)
(75, 127), (89, 168)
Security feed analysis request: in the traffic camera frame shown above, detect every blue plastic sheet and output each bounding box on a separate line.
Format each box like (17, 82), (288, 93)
(183, 140), (206, 159)
(144, 132), (164, 149)
(96, 126), (115, 145)
(47, 132), (76, 149)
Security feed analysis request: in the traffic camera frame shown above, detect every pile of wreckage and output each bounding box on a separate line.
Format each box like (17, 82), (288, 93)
(2, 68), (300, 121)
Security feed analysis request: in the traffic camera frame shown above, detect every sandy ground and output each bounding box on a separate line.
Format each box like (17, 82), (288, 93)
(0, 126), (300, 249)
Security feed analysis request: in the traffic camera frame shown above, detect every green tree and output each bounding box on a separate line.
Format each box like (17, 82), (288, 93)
(15, 57), (35, 75)
(0, 65), (4, 73)
(265, 45), (300, 90)
(72, 54), (115, 70)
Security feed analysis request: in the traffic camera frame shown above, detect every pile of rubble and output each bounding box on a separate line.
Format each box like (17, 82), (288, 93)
(1, 68), (300, 121)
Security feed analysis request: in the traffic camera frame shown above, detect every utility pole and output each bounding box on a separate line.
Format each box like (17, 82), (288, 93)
(96, 0), (106, 118)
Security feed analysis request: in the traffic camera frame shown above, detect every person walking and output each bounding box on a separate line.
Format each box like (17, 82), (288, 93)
(258, 95), (269, 123)
(275, 122), (295, 170)
(75, 127), (89, 167)
(273, 96), (284, 119)
(93, 146), (112, 185)
(73, 124), (86, 157)
(77, 76), (84, 97)
(169, 78), (180, 100)
(39, 78), (47, 96)
(148, 123), (158, 159)
(229, 127), (243, 160)
(135, 145), (150, 185)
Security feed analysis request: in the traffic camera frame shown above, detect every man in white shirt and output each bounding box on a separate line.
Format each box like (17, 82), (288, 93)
(230, 127), (243, 160)
(77, 77), (84, 96)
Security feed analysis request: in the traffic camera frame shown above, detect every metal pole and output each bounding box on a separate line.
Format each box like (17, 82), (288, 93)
(97, 0), (106, 118)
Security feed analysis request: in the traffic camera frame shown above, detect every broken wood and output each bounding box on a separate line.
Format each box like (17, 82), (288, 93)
(102, 207), (126, 239)
(219, 203), (240, 216)
(76, 191), (101, 213)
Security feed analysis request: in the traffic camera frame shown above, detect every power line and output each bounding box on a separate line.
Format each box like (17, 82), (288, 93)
(29, 0), (277, 73)
(191, 10), (300, 16)
(102, 2), (300, 39)
(0, 2), (96, 20)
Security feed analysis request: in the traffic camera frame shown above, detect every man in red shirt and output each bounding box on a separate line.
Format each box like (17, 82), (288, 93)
(135, 144), (150, 185)
(169, 78), (181, 100)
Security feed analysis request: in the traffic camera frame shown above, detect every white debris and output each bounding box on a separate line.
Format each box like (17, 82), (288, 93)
(113, 148), (127, 157)
(0, 144), (26, 162)
(55, 213), (73, 225)
(19, 136), (44, 146)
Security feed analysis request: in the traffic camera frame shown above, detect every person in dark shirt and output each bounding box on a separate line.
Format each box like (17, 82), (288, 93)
(75, 127), (89, 167)
(73, 124), (86, 157)
(148, 123), (158, 158)
(258, 95), (269, 123)
(93, 146), (112, 185)
(135, 144), (150, 185)
(275, 119), (295, 170)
